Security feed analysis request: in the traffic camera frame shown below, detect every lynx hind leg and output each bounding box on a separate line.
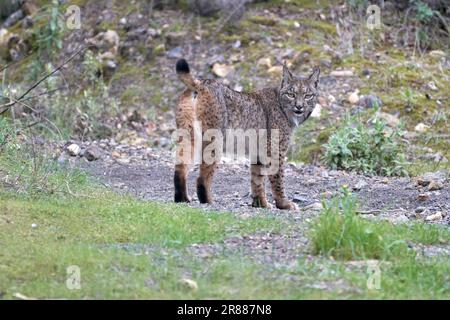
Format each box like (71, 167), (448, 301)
(250, 164), (271, 208)
(197, 162), (217, 204)
(174, 91), (195, 203)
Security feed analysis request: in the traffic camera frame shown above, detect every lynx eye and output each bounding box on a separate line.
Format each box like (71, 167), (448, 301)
(304, 94), (314, 100)
(285, 93), (296, 99)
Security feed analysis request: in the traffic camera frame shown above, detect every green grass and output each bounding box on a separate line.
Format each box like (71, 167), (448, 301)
(311, 187), (450, 260)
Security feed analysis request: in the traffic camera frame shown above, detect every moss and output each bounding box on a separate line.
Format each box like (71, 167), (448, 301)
(248, 15), (277, 26)
(300, 19), (336, 35)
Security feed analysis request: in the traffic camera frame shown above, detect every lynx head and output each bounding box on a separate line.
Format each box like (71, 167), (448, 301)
(278, 63), (320, 127)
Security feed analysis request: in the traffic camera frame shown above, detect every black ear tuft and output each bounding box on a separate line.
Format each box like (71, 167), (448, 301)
(176, 59), (190, 74)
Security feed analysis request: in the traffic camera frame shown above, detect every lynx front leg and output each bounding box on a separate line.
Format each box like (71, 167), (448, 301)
(250, 164), (271, 208)
(268, 160), (298, 210)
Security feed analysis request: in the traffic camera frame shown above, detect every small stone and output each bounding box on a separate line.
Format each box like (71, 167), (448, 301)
(212, 63), (234, 77)
(353, 180), (368, 191)
(427, 81), (438, 91)
(348, 90), (359, 104)
(418, 193), (430, 201)
(390, 214), (409, 224)
(304, 202), (323, 211)
(310, 104), (322, 118)
(292, 195), (310, 205)
(428, 180), (443, 191)
(379, 112), (400, 127)
(294, 21), (300, 28)
(67, 144), (81, 156)
(179, 278), (198, 291)
(84, 146), (102, 161)
(267, 65), (283, 75)
(320, 59), (332, 68)
(167, 46), (183, 59)
(330, 70), (353, 77)
(111, 151), (121, 158)
(429, 50), (446, 58)
(257, 57), (272, 68)
(31, 223), (38, 229)
(360, 94), (382, 108)
(414, 123), (429, 133)
(165, 31), (187, 47)
(425, 212), (443, 221)
(415, 207), (426, 213)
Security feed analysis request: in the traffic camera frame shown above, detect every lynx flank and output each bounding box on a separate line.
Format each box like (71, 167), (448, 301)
(173, 58), (319, 210)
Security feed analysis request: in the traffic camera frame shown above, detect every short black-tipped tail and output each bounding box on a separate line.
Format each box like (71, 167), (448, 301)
(176, 59), (200, 91)
(176, 59), (190, 74)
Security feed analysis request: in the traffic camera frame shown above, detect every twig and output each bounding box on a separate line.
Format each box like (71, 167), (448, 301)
(0, 46), (91, 115)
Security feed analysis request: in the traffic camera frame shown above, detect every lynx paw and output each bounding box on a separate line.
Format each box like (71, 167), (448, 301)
(275, 199), (299, 211)
(251, 196), (272, 209)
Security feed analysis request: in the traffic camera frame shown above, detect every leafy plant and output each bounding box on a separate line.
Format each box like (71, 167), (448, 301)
(323, 112), (408, 176)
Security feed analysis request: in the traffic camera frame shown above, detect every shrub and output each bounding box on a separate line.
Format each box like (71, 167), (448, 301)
(323, 113), (408, 176)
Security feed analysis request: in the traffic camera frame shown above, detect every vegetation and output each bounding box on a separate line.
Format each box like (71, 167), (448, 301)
(323, 113), (408, 176)
(0, 0), (448, 300)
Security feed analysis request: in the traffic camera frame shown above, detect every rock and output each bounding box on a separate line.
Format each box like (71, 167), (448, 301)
(67, 144), (81, 156)
(212, 63), (234, 77)
(414, 123), (429, 133)
(21, 15), (34, 29)
(418, 193), (430, 201)
(0, 28), (11, 59)
(348, 90), (359, 104)
(429, 50), (446, 58)
(428, 180), (443, 191)
(257, 57), (272, 68)
(390, 214), (409, 224)
(179, 278), (198, 291)
(233, 84), (243, 92)
(2, 9), (24, 28)
(330, 70), (353, 77)
(166, 46), (183, 59)
(267, 65), (283, 75)
(84, 146), (102, 161)
(328, 94), (336, 104)
(425, 212), (443, 222)
(292, 195), (311, 205)
(31, 223), (37, 229)
(187, 0), (247, 22)
(87, 30), (120, 58)
(379, 112), (400, 127)
(353, 180), (368, 191)
(304, 202), (323, 211)
(415, 207), (426, 214)
(359, 94), (382, 109)
(310, 104), (322, 118)
(165, 31), (187, 47)
(416, 171), (447, 191)
(427, 81), (438, 91)
(320, 59), (332, 68)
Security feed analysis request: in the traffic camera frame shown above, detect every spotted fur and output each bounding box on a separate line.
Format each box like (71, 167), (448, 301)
(174, 59), (320, 210)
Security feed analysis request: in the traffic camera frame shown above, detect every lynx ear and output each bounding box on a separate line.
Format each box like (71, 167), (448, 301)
(309, 66), (320, 88)
(281, 61), (293, 88)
